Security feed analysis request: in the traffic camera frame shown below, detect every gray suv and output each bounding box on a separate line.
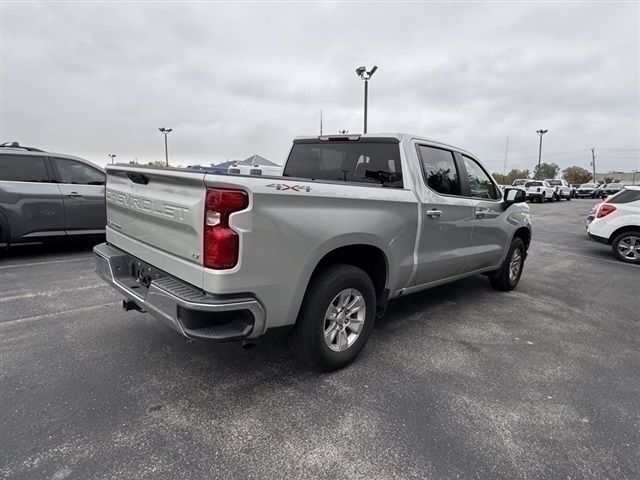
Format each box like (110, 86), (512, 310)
(0, 143), (106, 246)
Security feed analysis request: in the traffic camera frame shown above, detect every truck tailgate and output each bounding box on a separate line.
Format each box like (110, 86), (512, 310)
(105, 165), (206, 287)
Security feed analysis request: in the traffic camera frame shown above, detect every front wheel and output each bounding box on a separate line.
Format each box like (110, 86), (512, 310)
(489, 238), (526, 291)
(289, 264), (376, 371)
(611, 231), (640, 264)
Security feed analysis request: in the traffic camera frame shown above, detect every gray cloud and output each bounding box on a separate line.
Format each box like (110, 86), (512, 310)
(1, 1), (638, 173)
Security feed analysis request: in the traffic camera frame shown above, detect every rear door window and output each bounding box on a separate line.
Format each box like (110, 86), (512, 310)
(283, 141), (403, 187)
(0, 154), (50, 182)
(53, 158), (105, 185)
(416, 145), (461, 195)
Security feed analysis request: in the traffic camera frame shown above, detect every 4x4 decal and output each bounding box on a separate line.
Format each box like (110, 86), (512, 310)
(266, 183), (311, 192)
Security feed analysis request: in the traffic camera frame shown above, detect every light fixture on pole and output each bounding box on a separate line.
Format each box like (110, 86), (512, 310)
(356, 65), (378, 134)
(158, 127), (173, 166)
(108, 153), (116, 164)
(535, 129), (548, 179)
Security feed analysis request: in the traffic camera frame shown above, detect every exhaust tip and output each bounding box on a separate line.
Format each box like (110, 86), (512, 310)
(241, 340), (256, 349)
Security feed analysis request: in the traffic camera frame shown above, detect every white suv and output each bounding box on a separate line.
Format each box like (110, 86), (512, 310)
(587, 186), (640, 264)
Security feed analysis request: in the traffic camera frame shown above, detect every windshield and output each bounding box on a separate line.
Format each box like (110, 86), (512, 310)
(608, 183), (622, 188)
(579, 183), (596, 188)
(547, 180), (561, 186)
(512, 179), (527, 186)
(525, 181), (543, 187)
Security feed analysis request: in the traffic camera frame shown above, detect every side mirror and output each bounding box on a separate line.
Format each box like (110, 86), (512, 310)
(503, 187), (526, 205)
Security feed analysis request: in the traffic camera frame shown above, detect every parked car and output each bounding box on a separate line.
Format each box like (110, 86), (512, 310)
(512, 179), (529, 188)
(569, 184), (577, 198)
(523, 180), (556, 202)
(575, 183), (599, 198)
(94, 133), (531, 371)
(601, 183), (625, 198)
(587, 186), (640, 264)
(546, 179), (572, 201)
(0, 142), (106, 246)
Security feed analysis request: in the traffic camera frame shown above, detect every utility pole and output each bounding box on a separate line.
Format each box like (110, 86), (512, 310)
(536, 129), (548, 179)
(355, 66), (378, 134)
(108, 153), (116, 164)
(502, 137), (509, 175)
(159, 127), (172, 166)
(320, 110), (323, 135)
(591, 147), (596, 182)
(632, 169), (637, 186)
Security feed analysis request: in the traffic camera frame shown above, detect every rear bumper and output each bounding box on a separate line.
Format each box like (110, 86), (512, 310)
(94, 243), (266, 341)
(588, 232), (609, 245)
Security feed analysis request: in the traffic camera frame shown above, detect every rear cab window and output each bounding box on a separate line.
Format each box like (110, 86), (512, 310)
(0, 154), (50, 182)
(283, 138), (403, 187)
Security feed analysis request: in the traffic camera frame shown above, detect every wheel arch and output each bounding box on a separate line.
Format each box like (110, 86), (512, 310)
(292, 242), (391, 324)
(608, 225), (640, 245)
(513, 226), (532, 253)
(310, 244), (389, 301)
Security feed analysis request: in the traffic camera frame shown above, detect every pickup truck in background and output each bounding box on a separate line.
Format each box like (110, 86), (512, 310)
(546, 179), (572, 201)
(522, 180), (556, 202)
(94, 133), (531, 371)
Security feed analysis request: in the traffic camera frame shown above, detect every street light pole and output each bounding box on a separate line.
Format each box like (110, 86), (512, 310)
(356, 65), (378, 134)
(108, 153), (116, 164)
(536, 129), (548, 179)
(158, 127), (173, 166)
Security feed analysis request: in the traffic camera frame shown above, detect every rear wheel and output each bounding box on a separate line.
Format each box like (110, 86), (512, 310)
(611, 231), (640, 264)
(289, 264), (376, 371)
(489, 238), (526, 291)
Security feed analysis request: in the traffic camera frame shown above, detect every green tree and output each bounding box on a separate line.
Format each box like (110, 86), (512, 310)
(533, 162), (560, 180)
(562, 166), (592, 185)
(492, 173), (509, 184)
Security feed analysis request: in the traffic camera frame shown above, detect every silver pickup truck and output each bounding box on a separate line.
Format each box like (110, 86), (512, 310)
(94, 133), (531, 370)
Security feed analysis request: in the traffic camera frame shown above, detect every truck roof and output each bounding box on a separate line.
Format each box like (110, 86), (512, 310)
(293, 133), (477, 158)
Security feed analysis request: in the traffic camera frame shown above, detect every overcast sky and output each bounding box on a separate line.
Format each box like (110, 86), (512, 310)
(1, 1), (639, 173)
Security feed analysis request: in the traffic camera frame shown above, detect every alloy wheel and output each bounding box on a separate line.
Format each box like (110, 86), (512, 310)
(509, 248), (522, 283)
(617, 236), (640, 261)
(323, 288), (366, 352)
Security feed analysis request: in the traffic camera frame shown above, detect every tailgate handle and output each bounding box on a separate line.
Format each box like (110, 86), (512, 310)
(127, 172), (149, 185)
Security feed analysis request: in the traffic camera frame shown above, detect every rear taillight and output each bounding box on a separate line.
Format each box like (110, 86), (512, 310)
(204, 188), (248, 269)
(596, 203), (616, 218)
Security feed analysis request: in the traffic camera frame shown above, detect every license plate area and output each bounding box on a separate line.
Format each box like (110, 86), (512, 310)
(113, 255), (168, 298)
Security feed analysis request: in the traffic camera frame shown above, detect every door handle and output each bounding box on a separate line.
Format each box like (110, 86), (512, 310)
(426, 209), (443, 219)
(474, 208), (487, 218)
(66, 192), (82, 198)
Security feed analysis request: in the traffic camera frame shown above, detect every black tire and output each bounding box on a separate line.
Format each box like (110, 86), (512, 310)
(489, 238), (526, 291)
(289, 264), (376, 371)
(611, 231), (640, 264)
(566, 195), (571, 201)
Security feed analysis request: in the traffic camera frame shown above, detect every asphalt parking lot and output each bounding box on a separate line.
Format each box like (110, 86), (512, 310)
(1, 199), (638, 480)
